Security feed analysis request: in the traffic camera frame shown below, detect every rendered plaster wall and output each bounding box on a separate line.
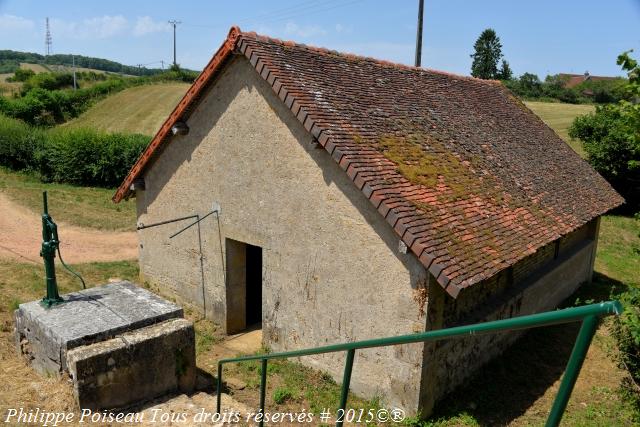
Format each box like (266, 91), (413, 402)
(135, 56), (429, 412)
(423, 218), (600, 404)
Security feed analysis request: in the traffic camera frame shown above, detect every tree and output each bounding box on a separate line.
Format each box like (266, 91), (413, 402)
(569, 50), (640, 209)
(516, 72), (543, 97)
(470, 28), (503, 79)
(497, 60), (513, 80)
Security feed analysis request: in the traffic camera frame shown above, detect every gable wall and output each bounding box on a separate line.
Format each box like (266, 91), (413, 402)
(135, 57), (429, 412)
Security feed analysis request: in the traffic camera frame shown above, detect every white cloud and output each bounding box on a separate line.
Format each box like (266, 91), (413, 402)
(50, 15), (128, 40)
(133, 16), (171, 37)
(89, 15), (128, 38)
(0, 14), (35, 32)
(283, 22), (327, 38)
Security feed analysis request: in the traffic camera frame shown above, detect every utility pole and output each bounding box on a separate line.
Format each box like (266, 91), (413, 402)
(72, 55), (77, 90)
(168, 20), (181, 67)
(415, 0), (424, 67)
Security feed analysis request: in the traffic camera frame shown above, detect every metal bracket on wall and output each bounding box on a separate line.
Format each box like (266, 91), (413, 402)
(137, 208), (217, 319)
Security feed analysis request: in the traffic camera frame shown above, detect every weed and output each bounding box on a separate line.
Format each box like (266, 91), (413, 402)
(273, 387), (295, 404)
(9, 297), (21, 311)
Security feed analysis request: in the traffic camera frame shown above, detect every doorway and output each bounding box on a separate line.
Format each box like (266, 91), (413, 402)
(225, 238), (263, 333)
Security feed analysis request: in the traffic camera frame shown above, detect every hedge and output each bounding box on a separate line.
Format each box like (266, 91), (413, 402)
(0, 114), (149, 187)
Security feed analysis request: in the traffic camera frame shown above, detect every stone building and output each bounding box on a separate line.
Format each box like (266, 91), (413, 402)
(114, 27), (623, 415)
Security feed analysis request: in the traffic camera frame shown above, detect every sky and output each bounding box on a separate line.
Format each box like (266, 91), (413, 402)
(0, 0), (638, 78)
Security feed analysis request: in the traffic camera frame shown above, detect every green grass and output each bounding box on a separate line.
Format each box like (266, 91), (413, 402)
(524, 101), (595, 157)
(65, 83), (189, 136)
(0, 259), (139, 314)
(0, 167), (136, 231)
(226, 352), (381, 418)
(195, 319), (222, 355)
(595, 215), (640, 288)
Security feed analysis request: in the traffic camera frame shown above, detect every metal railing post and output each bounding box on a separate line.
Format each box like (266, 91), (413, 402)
(545, 315), (599, 427)
(216, 363), (223, 414)
(259, 359), (268, 427)
(336, 349), (356, 427)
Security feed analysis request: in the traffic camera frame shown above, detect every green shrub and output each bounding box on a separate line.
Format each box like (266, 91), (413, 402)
(40, 127), (149, 187)
(0, 114), (46, 170)
(611, 287), (640, 413)
(22, 72), (74, 92)
(8, 68), (35, 82)
(0, 114), (149, 187)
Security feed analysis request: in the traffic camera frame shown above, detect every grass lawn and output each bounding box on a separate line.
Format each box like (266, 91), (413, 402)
(0, 167), (136, 231)
(64, 82), (190, 136)
(524, 101), (595, 157)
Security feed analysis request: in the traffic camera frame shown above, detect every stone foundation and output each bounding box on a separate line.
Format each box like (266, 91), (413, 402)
(14, 281), (195, 410)
(67, 318), (195, 410)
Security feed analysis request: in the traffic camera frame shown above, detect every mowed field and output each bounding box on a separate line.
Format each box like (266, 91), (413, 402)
(525, 101), (595, 155)
(65, 83), (190, 135)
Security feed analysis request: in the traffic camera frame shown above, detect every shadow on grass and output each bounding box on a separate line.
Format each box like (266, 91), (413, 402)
(428, 272), (627, 426)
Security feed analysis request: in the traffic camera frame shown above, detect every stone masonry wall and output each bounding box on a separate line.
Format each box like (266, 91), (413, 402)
(423, 218), (599, 404)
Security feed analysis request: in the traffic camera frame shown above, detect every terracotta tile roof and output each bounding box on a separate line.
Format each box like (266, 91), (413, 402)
(558, 73), (620, 88)
(114, 27), (623, 298)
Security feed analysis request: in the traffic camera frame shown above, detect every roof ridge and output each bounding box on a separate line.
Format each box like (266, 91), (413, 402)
(234, 26), (501, 86)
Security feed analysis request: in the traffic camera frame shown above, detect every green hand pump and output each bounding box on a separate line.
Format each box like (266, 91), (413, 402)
(39, 191), (86, 307)
(40, 191), (63, 307)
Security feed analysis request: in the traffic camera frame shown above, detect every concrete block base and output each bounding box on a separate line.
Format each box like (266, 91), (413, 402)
(67, 318), (195, 410)
(14, 281), (195, 410)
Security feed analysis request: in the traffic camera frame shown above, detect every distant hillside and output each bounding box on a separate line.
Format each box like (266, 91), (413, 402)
(0, 50), (192, 76)
(64, 83), (190, 135)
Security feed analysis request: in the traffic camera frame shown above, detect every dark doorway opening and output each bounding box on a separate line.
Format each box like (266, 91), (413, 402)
(225, 238), (263, 333)
(245, 244), (262, 326)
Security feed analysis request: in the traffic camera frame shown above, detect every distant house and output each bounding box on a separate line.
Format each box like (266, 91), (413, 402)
(559, 71), (619, 89)
(114, 27), (622, 415)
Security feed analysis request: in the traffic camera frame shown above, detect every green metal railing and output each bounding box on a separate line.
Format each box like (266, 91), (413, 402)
(216, 301), (622, 427)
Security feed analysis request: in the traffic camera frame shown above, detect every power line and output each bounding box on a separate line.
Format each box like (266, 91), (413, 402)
(182, 0), (365, 30)
(234, 0), (344, 25)
(240, 0), (365, 27)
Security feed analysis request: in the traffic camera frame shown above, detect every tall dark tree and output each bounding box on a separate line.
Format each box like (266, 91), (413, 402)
(470, 28), (503, 79)
(497, 60), (513, 80)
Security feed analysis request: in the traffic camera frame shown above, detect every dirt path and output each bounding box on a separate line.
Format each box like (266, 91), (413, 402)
(0, 193), (138, 263)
